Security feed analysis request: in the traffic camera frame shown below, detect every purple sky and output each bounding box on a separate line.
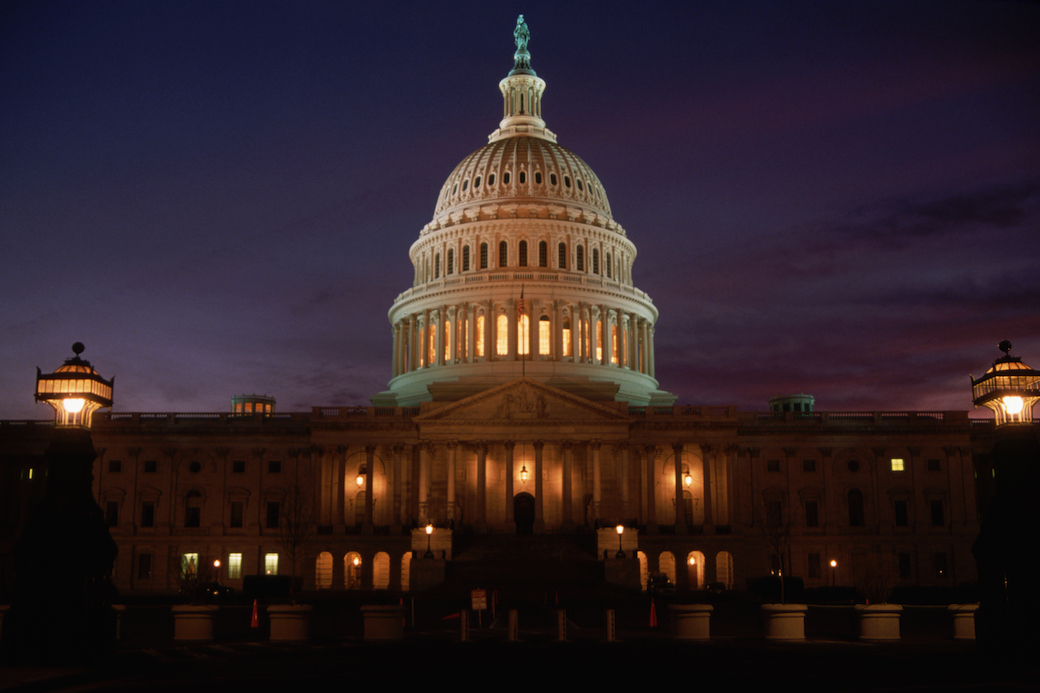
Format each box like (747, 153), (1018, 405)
(2, 1), (1038, 419)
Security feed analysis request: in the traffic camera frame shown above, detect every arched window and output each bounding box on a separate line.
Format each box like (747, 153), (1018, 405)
(605, 252), (612, 278)
(447, 249), (454, 275)
(576, 245), (585, 272)
(538, 316), (551, 355)
(443, 319), (451, 361)
(496, 314), (509, 356)
(184, 490), (202, 528)
(848, 488), (865, 527)
(434, 253), (440, 279)
(538, 241), (547, 267)
(344, 552), (362, 589)
(503, 171), (511, 185)
(499, 241), (508, 268)
(592, 248), (599, 275)
(558, 242), (567, 269)
(550, 172), (557, 186)
(475, 315), (486, 357)
(488, 173), (496, 186)
(519, 170), (527, 185)
(462, 245), (470, 272)
(427, 323), (436, 366)
(518, 314), (530, 355)
(562, 319), (572, 356)
(373, 552), (390, 590)
(315, 552), (333, 589)
(518, 240), (528, 267)
(480, 243), (488, 269)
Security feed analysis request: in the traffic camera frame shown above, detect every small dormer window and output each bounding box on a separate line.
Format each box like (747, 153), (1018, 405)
(564, 176), (571, 188)
(452, 183), (458, 195)
(488, 173), (496, 186)
(577, 179), (584, 191)
(475, 176), (481, 188)
(462, 180), (468, 191)
(503, 171), (511, 184)
(519, 171), (527, 184)
(550, 173), (557, 186)
(535, 171), (542, 184)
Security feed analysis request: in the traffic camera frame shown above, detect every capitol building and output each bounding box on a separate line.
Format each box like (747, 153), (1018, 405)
(2, 19), (999, 598)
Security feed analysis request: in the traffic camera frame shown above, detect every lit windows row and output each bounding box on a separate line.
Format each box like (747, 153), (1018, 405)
(422, 241), (628, 281)
(450, 169), (602, 200)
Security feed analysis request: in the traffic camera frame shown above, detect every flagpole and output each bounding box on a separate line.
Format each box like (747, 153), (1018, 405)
(519, 284), (526, 378)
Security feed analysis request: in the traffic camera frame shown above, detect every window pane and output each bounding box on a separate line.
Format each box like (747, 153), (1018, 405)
(265, 553), (279, 575)
(228, 553), (242, 579)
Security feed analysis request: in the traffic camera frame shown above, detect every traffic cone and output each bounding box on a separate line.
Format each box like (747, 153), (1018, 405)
(250, 598), (259, 628)
(649, 598), (657, 627)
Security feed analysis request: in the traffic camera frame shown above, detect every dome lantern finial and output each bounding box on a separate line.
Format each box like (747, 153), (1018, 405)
(511, 15), (533, 74)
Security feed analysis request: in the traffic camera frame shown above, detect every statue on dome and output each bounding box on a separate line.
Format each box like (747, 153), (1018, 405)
(512, 15), (532, 71)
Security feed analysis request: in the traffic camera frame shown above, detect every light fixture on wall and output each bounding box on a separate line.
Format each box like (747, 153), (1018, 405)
(520, 463), (529, 484)
(615, 524), (625, 559)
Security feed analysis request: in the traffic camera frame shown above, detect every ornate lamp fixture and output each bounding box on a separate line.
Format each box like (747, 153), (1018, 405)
(971, 340), (1040, 425)
(35, 342), (113, 428)
(615, 524), (625, 559)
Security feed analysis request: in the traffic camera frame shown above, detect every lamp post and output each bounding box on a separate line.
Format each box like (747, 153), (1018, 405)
(970, 340), (1040, 648)
(424, 523), (434, 558)
(830, 559), (837, 587)
(615, 524), (625, 558)
(971, 340), (1040, 425)
(2, 343), (118, 664)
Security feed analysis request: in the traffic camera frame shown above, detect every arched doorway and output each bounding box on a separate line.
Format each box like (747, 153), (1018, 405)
(514, 492), (535, 534)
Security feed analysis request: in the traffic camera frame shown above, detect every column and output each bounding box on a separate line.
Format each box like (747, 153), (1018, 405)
(476, 442), (489, 529)
(446, 441), (457, 527)
(363, 445), (375, 532)
(503, 442), (514, 530)
(644, 445), (658, 531)
(603, 308), (613, 366)
(529, 299), (539, 359)
(619, 445), (630, 522)
(421, 311), (430, 368)
(466, 303), (476, 364)
(673, 443), (687, 534)
(561, 442), (573, 527)
(648, 325), (656, 378)
(507, 300), (517, 361)
(533, 441), (545, 532)
(391, 322), (400, 377)
(700, 444), (714, 530)
(591, 442), (602, 526)
(334, 447), (346, 529)
(418, 443), (430, 524)
(408, 314), (417, 372)
(436, 309), (445, 366)
(391, 445), (403, 531)
(484, 301), (493, 360)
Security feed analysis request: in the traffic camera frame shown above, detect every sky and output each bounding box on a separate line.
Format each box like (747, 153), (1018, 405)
(1, 1), (1038, 419)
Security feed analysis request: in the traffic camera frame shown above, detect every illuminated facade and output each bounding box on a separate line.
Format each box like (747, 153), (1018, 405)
(1, 20), (997, 599)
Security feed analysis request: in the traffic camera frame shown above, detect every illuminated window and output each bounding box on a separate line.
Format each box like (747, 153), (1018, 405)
(443, 319), (452, 361)
(518, 240), (528, 267)
(496, 314), (509, 356)
(558, 242), (567, 269)
(476, 315), (486, 357)
(499, 241), (508, 267)
(538, 241), (547, 267)
(611, 330), (619, 364)
(518, 314), (530, 355)
(596, 320), (603, 362)
(181, 553), (199, 577)
(891, 458), (904, 472)
(315, 552), (332, 589)
(539, 316), (551, 355)
(562, 319), (572, 356)
(228, 553), (242, 579)
(480, 243), (488, 269)
(427, 323), (436, 365)
(264, 553), (279, 575)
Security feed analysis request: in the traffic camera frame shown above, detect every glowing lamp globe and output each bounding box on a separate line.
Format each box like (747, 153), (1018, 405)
(35, 343), (114, 428)
(971, 340), (1040, 425)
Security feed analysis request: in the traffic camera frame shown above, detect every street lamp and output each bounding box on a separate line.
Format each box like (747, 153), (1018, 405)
(35, 342), (114, 427)
(830, 559), (837, 587)
(971, 340), (1040, 425)
(424, 523), (434, 559)
(615, 524), (625, 558)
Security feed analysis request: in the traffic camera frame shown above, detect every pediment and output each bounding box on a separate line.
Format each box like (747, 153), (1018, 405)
(413, 378), (629, 425)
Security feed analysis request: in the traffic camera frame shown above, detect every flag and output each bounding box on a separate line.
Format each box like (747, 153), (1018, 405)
(517, 286), (525, 317)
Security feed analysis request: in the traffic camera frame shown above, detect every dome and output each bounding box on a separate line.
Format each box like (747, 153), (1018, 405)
(433, 137), (613, 219)
(374, 16), (675, 409)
